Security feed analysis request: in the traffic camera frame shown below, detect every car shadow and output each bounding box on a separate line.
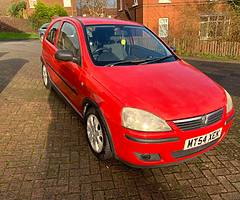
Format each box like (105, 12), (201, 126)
(0, 52), (28, 93)
(46, 89), (196, 199)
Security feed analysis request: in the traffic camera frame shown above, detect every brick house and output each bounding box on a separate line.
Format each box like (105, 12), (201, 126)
(0, 0), (77, 16)
(0, 0), (13, 16)
(116, 0), (231, 40)
(77, 7), (117, 18)
(27, 0), (116, 18)
(27, 0), (78, 16)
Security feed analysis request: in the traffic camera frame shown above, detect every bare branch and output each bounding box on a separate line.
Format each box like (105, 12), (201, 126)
(80, 0), (108, 17)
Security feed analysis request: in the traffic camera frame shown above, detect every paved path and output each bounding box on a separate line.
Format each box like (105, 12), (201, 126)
(0, 41), (240, 200)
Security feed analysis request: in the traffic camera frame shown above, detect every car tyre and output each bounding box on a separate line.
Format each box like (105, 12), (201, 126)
(85, 107), (112, 160)
(42, 64), (51, 89)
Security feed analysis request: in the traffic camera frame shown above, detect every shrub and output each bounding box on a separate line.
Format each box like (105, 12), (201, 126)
(9, 0), (27, 18)
(51, 5), (69, 17)
(29, 2), (68, 30)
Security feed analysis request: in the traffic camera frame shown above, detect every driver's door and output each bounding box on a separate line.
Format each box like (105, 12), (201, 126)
(55, 21), (82, 107)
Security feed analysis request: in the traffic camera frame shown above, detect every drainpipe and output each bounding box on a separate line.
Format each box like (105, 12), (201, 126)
(124, 6), (132, 20)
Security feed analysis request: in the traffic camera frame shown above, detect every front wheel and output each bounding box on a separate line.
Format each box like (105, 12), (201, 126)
(85, 107), (112, 160)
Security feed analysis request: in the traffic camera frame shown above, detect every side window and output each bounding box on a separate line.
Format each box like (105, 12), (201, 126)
(46, 22), (60, 44)
(57, 22), (80, 57)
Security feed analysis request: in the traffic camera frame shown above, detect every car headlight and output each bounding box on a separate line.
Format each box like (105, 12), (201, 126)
(122, 107), (172, 132)
(224, 89), (233, 113)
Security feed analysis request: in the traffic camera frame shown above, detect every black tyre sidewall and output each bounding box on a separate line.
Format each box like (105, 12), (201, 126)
(85, 107), (112, 160)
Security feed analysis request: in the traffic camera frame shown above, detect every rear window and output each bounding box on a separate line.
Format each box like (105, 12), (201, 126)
(46, 21), (60, 44)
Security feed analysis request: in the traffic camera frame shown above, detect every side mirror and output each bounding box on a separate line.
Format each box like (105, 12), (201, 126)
(170, 46), (177, 53)
(55, 49), (74, 62)
(55, 49), (81, 65)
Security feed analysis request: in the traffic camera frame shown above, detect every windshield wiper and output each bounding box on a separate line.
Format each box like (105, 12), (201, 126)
(140, 55), (176, 65)
(105, 58), (152, 67)
(105, 55), (176, 67)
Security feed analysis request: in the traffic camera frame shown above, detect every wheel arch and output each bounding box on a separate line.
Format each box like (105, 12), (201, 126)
(82, 98), (116, 157)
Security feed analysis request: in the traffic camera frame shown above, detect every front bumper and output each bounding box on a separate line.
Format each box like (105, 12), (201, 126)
(113, 110), (234, 168)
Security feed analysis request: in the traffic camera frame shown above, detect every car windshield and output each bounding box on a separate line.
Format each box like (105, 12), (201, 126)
(84, 25), (176, 66)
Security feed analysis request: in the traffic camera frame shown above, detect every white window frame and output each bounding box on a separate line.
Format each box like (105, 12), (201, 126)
(159, 18), (169, 38)
(158, 0), (171, 3)
(29, 0), (37, 8)
(199, 14), (230, 40)
(63, 0), (72, 8)
(132, 0), (138, 7)
(119, 0), (123, 11)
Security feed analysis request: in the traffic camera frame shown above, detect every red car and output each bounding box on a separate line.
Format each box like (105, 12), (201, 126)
(41, 17), (234, 167)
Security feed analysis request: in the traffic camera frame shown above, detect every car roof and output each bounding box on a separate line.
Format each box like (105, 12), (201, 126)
(62, 17), (143, 26)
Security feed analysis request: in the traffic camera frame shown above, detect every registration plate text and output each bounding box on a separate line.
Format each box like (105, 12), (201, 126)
(184, 128), (222, 150)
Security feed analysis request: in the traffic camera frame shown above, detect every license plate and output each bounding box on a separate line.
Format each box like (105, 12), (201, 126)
(184, 128), (222, 150)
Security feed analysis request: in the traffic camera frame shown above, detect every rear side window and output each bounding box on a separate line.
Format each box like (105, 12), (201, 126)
(57, 22), (80, 57)
(46, 21), (60, 44)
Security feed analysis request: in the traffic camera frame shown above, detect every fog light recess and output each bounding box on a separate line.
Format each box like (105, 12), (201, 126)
(135, 153), (161, 161)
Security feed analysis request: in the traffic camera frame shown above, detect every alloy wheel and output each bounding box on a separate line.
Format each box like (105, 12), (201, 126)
(86, 114), (104, 153)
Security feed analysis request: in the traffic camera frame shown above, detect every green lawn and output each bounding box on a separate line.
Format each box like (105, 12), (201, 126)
(179, 51), (240, 63)
(0, 32), (38, 40)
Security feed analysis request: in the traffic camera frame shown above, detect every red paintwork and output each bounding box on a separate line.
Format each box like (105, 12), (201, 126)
(41, 17), (234, 167)
(76, 17), (141, 26)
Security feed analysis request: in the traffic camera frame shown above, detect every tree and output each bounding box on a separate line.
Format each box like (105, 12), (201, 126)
(9, 0), (27, 18)
(29, 2), (68, 29)
(80, 0), (108, 17)
(229, 0), (240, 14)
(229, 0), (240, 8)
(228, 0), (240, 40)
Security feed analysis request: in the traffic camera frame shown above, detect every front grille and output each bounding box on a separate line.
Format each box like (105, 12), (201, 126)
(173, 108), (224, 131)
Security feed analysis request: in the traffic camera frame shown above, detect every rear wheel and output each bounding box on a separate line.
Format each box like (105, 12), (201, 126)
(42, 64), (51, 89)
(85, 107), (112, 160)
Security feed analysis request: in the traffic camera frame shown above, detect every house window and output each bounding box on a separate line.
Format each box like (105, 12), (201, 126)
(200, 15), (230, 40)
(119, 0), (123, 11)
(29, 0), (37, 8)
(159, 0), (171, 3)
(63, 0), (72, 7)
(133, 0), (138, 7)
(159, 18), (168, 38)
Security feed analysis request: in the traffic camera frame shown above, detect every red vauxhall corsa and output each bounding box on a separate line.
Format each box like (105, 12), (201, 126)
(41, 17), (234, 167)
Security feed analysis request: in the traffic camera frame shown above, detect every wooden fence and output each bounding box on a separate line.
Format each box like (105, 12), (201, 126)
(166, 39), (240, 58)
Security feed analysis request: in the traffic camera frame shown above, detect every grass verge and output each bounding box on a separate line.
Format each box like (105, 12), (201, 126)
(0, 32), (38, 40)
(178, 51), (240, 63)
